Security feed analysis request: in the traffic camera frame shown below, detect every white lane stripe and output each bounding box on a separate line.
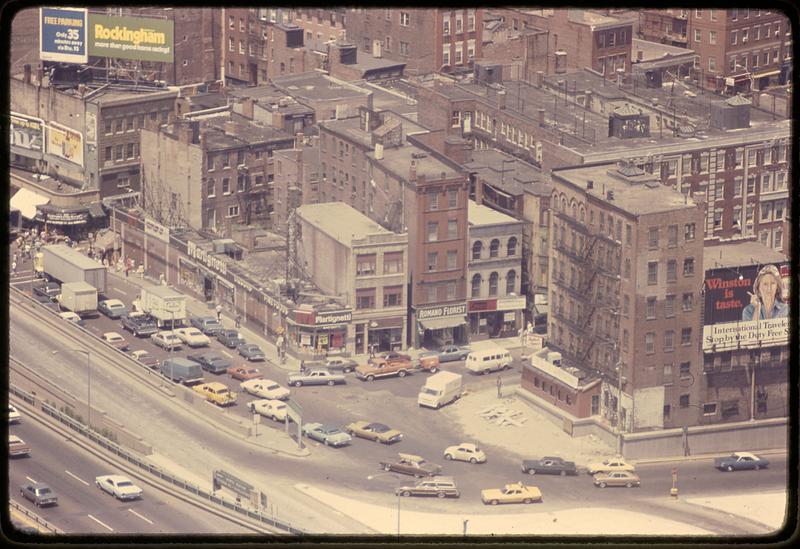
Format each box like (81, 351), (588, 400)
(65, 470), (90, 486)
(128, 509), (154, 525)
(25, 475), (38, 484)
(87, 514), (115, 532)
(221, 351), (232, 358)
(112, 287), (129, 297)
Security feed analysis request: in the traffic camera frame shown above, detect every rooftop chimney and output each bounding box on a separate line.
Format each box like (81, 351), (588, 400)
(536, 70), (544, 88)
(607, 190), (615, 201)
(587, 179), (594, 189)
(409, 159), (417, 181)
(497, 89), (506, 109)
(636, 49), (643, 62)
(295, 131), (304, 149)
(538, 108), (545, 126)
(23, 64), (31, 84)
(224, 120), (237, 136)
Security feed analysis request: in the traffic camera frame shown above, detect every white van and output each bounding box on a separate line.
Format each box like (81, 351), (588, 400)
(465, 346), (512, 375)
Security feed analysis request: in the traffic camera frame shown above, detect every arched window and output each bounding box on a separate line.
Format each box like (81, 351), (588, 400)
(489, 239), (500, 258)
(489, 272), (499, 296)
(471, 274), (482, 298)
(579, 206), (585, 223)
(507, 236), (517, 256)
(472, 240), (482, 260)
(506, 269), (516, 294)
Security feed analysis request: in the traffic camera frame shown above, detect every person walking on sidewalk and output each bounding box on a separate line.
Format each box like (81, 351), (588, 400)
(215, 304), (223, 322)
(299, 360), (306, 374)
(235, 314), (242, 330)
(497, 375), (503, 399)
(11, 261), (17, 275)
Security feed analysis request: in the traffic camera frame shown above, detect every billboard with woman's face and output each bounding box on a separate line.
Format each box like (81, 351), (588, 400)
(702, 263), (790, 351)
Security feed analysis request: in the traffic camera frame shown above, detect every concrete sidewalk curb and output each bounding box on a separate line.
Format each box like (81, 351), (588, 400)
(631, 447), (787, 465)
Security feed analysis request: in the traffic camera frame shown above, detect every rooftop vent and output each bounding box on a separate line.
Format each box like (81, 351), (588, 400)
(586, 179), (594, 189)
(606, 190), (615, 201)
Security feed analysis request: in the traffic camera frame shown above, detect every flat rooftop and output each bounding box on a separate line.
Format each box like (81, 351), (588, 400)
(273, 72), (371, 102)
(703, 241), (788, 271)
(462, 149), (547, 196)
(297, 202), (393, 245)
(468, 200), (520, 227)
(368, 142), (461, 183)
(632, 38), (695, 64)
(200, 113), (294, 151)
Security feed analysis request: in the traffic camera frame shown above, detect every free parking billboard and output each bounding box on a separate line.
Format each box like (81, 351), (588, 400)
(39, 7), (88, 64)
(702, 262), (790, 351)
(88, 14), (174, 63)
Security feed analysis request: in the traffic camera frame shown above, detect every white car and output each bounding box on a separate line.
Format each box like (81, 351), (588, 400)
(587, 458), (636, 475)
(59, 311), (84, 325)
(173, 327), (211, 348)
(150, 331), (183, 350)
(247, 399), (287, 422)
(102, 331), (129, 351)
(9, 405), (21, 424)
(95, 474), (143, 500)
(240, 379), (290, 400)
(444, 442), (487, 464)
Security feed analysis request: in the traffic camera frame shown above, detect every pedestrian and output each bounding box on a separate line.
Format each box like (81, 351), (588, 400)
(215, 304), (222, 322)
(12, 252), (18, 265)
(235, 314), (242, 329)
(300, 360), (306, 374)
(24, 243), (31, 259)
(496, 375), (502, 399)
(11, 261), (17, 275)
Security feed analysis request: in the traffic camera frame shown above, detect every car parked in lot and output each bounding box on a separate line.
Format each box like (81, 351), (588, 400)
(19, 482), (58, 507)
(151, 331), (183, 351)
(521, 456), (577, 476)
(102, 331), (129, 351)
(302, 423), (352, 447)
(444, 443), (486, 464)
(121, 313), (158, 337)
(190, 316), (224, 336)
(288, 369), (346, 387)
(396, 476), (460, 499)
(130, 350), (160, 369)
(424, 345), (471, 363)
(316, 357), (359, 374)
(368, 351), (412, 366)
(33, 282), (60, 300)
(481, 482), (542, 505)
(193, 382), (237, 406)
(95, 475), (143, 500)
(586, 458), (635, 475)
(216, 329), (246, 349)
(9, 435), (31, 457)
(380, 453), (442, 477)
(9, 405), (22, 424)
(59, 311), (85, 326)
(346, 421), (403, 444)
(227, 366), (263, 381)
(98, 299), (127, 319)
(247, 399), (287, 421)
(593, 471), (641, 488)
(237, 343), (265, 361)
(714, 452), (770, 472)
(187, 352), (231, 375)
(173, 327), (211, 348)
(240, 379), (290, 400)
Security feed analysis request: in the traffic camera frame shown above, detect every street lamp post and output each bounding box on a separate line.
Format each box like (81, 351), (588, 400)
(74, 349), (91, 429)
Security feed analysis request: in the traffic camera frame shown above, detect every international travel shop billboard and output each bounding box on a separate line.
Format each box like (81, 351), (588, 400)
(88, 14), (173, 63)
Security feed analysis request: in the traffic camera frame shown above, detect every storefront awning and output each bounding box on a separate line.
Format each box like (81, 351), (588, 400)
(87, 202), (106, 219)
(34, 204), (89, 225)
(752, 69), (781, 79)
(10, 187), (50, 219)
(420, 315), (467, 331)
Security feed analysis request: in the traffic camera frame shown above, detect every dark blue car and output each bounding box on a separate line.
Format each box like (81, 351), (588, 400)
(714, 452), (769, 471)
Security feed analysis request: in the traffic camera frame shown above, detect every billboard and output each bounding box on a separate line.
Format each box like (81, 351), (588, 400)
(10, 112), (45, 153)
(88, 14), (174, 63)
(47, 122), (84, 167)
(40, 7), (88, 64)
(703, 263), (790, 351)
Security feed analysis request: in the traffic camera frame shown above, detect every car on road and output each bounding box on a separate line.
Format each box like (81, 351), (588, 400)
(190, 316), (225, 336)
(150, 331), (183, 351)
(379, 453), (442, 477)
(9, 405), (22, 424)
(444, 443), (486, 464)
(187, 352), (231, 375)
(216, 329), (246, 349)
(102, 331), (129, 351)
(227, 366), (263, 381)
(173, 327), (211, 348)
(19, 482), (58, 507)
(521, 456), (578, 476)
(193, 382), (237, 406)
(33, 282), (60, 300)
(714, 452), (770, 472)
(9, 435), (31, 457)
(287, 369), (346, 387)
(307, 357), (359, 374)
(593, 471), (641, 488)
(33, 292), (60, 309)
(59, 311), (85, 326)
(481, 482), (542, 505)
(396, 476), (460, 499)
(368, 351), (412, 367)
(302, 423), (352, 447)
(465, 347), (513, 375)
(120, 313), (158, 337)
(247, 399), (287, 421)
(130, 350), (160, 369)
(237, 343), (266, 361)
(95, 475), (143, 500)
(586, 458), (636, 475)
(424, 345), (471, 363)
(98, 299), (127, 319)
(346, 421), (403, 444)
(240, 379), (290, 400)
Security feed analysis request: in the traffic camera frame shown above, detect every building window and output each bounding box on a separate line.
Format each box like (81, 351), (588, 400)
(356, 254), (376, 276)
(708, 57), (716, 72)
(442, 45), (450, 66)
(115, 144), (124, 160)
(667, 260), (677, 282)
(694, 29), (701, 42)
(681, 328), (692, 346)
(623, 295), (630, 315)
(683, 257), (695, 276)
(447, 250), (457, 269)
(648, 227), (659, 249)
(624, 258), (631, 279)
(447, 220), (458, 239)
(679, 361), (691, 378)
(664, 362), (673, 380)
(446, 281), (456, 300)
(400, 11), (409, 26)
(427, 222), (438, 242)
(506, 270), (516, 294)
(684, 223), (695, 241)
(222, 178), (230, 194)
(665, 294), (676, 317)
(227, 205), (239, 217)
(647, 261), (658, 285)
(489, 239), (500, 258)
(356, 289), (376, 310)
(472, 240), (482, 260)
(427, 285), (437, 303)
(507, 237), (517, 256)
(428, 189), (439, 210)
(646, 297), (657, 319)
(104, 146), (112, 162)
(383, 252), (403, 274)
(443, 18), (450, 36)
(427, 252), (438, 272)
(488, 272), (499, 296)
(679, 394), (690, 408)
(645, 332), (655, 354)
(448, 189), (458, 208)
(667, 225), (678, 247)
(703, 403), (717, 415)
(471, 274), (482, 298)
(383, 286), (403, 307)
(664, 330), (675, 352)
(730, 30), (737, 45)
(400, 41), (409, 56)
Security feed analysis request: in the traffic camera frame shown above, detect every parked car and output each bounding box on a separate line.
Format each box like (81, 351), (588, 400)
(102, 331), (129, 351)
(317, 357), (359, 374)
(33, 282), (60, 300)
(586, 458), (635, 475)
(9, 405), (22, 424)
(9, 435), (31, 457)
(714, 452), (770, 472)
(130, 350), (160, 369)
(216, 329), (246, 349)
(368, 351), (412, 366)
(237, 343), (265, 361)
(173, 327), (211, 348)
(190, 316), (225, 336)
(98, 299), (127, 319)
(247, 399), (287, 421)
(444, 443), (486, 464)
(425, 345), (471, 363)
(521, 456), (578, 476)
(465, 347), (513, 375)
(593, 471), (641, 488)
(151, 330), (183, 351)
(121, 313), (158, 337)
(379, 453), (442, 477)
(240, 379), (290, 400)
(287, 369), (346, 387)
(19, 482), (58, 507)
(481, 482), (542, 505)
(346, 421), (403, 444)
(227, 366), (263, 381)
(95, 475), (143, 500)
(187, 352), (231, 374)
(59, 311), (85, 326)
(396, 476), (460, 499)
(302, 423), (352, 447)
(193, 382), (237, 406)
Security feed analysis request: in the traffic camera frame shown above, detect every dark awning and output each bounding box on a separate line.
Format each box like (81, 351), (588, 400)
(88, 202), (106, 218)
(35, 204), (89, 225)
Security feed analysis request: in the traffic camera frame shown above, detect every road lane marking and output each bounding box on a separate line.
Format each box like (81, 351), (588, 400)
(25, 476), (38, 484)
(221, 351), (232, 357)
(87, 514), (115, 532)
(112, 287), (129, 297)
(65, 470), (90, 486)
(128, 509), (153, 524)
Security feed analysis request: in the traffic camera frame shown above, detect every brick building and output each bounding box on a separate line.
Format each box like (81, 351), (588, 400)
(222, 7), (268, 84)
(272, 139), (320, 235)
(639, 9), (689, 47)
(272, 72), (373, 123)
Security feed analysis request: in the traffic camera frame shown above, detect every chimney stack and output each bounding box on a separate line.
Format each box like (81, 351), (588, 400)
(409, 159), (417, 181)
(587, 179), (594, 189)
(375, 142), (384, 160)
(497, 89), (506, 109)
(241, 97), (255, 120)
(295, 131), (304, 149)
(224, 120), (237, 136)
(538, 108), (545, 126)
(536, 70), (544, 87)
(636, 49), (643, 62)
(23, 64), (31, 84)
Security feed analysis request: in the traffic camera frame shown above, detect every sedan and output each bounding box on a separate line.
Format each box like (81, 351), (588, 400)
(187, 352), (231, 375)
(346, 421), (403, 444)
(190, 316), (224, 336)
(521, 456), (577, 476)
(379, 453), (442, 477)
(173, 327), (211, 348)
(102, 331), (129, 351)
(9, 404), (21, 424)
(443, 443), (486, 464)
(429, 345), (471, 363)
(130, 350), (160, 369)
(481, 482), (542, 505)
(19, 482), (58, 507)
(369, 351), (411, 366)
(240, 379), (290, 400)
(302, 423), (352, 447)
(99, 299), (127, 319)
(587, 458), (636, 475)
(59, 311), (85, 326)
(228, 366), (263, 381)
(9, 435), (31, 457)
(237, 343), (265, 361)
(217, 329), (246, 349)
(96, 474), (143, 501)
(150, 331), (183, 351)
(33, 282), (60, 300)
(593, 471), (641, 488)
(714, 452), (770, 472)
(247, 399), (287, 421)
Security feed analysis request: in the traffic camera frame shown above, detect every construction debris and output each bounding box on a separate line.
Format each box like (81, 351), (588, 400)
(478, 405), (527, 427)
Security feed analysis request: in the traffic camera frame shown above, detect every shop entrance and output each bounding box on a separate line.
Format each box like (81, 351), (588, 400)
(203, 276), (214, 302)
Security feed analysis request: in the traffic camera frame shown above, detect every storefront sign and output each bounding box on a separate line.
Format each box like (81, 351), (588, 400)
(497, 296), (527, 311)
(263, 292), (288, 315)
(47, 122), (84, 167)
(234, 275), (256, 294)
(468, 299), (497, 313)
(40, 7), (88, 64)
(34, 208), (88, 225)
(293, 310), (316, 326)
(10, 112), (45, 153)
(503, 312), (516, 322)
(187, 240), (227, 275)
(88, 13), (174, 63)
(144, 216), (169, 243)
(417, 303), (467, 320)
(316, 310), (353, 326)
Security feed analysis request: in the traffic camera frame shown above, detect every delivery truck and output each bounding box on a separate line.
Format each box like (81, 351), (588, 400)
(418, 371), (462, 409)
(41, 244), (107, 294)
(57, 281), (98, 316)
(136, 286), (187, 328)
(160, 357), (204, 385)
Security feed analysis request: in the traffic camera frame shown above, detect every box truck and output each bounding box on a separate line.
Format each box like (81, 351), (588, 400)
(160, 357), (204, 385)
(57, 281), (98, 315)
(418, 371), (462, 409)
(136, 286), (187, 328)
(41, 244), (107, 294)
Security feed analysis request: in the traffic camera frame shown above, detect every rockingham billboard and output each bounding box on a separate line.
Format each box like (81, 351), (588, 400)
(88, 14), (173, 63)
(39, 7), (88, 64)
(703, 262), (790, 351)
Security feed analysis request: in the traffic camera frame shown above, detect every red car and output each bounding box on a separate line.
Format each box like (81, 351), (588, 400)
(368, 351), (412, 367)
(227, 366), (263, 381)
